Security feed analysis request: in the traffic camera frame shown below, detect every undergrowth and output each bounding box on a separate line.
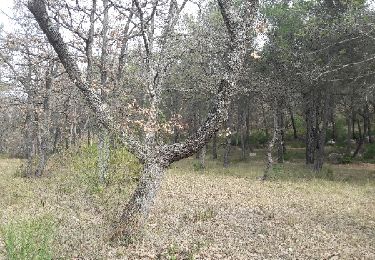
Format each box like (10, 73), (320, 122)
(1, 215), (55, 260)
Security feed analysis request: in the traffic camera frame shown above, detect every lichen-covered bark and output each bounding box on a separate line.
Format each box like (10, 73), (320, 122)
(112, 161), (165, 242)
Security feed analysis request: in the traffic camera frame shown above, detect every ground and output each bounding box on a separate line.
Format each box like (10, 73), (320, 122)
(0, 152), (374, 259)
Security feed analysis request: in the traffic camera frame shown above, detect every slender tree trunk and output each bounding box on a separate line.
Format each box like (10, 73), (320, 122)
(313, 94), (329, 172)
(53, 127), (60, 153)
(173, 126), (179, 143)
(276, 99), (284, 163)
(212, 132), (218, 159)
(223, 134), (231, 168)
(289, 106), (298, 139)
(262, 107), (278, 180)
(352, 110), (356, 139)
(98, 0), (110, 183)
(36, 64), (55, 177)
(305, 93), (315, 165)
(198, 145), (206, 169)
(239, 106), (247, 160)
(346, 112), (352, 156)
(368, 116), (373, 143)
(98, 127), (110, 183)
(245, 105), (252, 152)
(25, 109), (34, 177)
(261, 103), (268, 136)
(87, 128), (92, 146)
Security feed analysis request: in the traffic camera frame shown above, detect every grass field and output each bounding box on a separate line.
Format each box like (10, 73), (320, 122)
(0, 150), (374, 259)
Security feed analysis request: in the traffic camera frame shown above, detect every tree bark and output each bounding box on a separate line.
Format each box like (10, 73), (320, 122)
(262, 107), (279, 180)
(112, 161), (165, 242)
(28, 0), (254, 243)
(223, 135), (231, 168)
(276, 98), (284, 163)
(346, 111), (352, 156)
(313, 93), (329, 172)
(198, 145), (206, 169)
(289, 106), (298, 139)
(98, 127), (110, 183)
(212, 132), (218, 159)
(305, 93), (315, 165)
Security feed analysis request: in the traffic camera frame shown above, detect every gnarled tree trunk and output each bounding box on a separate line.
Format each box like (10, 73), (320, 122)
(112, 161), (165, 241)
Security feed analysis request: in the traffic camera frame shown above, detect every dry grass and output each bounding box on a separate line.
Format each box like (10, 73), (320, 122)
(0, 154), (374, 259)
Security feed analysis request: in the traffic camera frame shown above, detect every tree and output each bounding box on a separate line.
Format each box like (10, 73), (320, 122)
(27, 0), (259, 241)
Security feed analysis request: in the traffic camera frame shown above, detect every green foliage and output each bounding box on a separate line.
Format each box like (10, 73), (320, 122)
(284, 149), (306, 161)
(340, 155), (353, 164)
(1, 216), (55, 260)
(69, 144), (141, 194)
(363, 143), (375, 160)
(250, 130), (269, 147)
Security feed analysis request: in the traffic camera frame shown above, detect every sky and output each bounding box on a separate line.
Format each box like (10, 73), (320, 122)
(0, 0), (13, 32)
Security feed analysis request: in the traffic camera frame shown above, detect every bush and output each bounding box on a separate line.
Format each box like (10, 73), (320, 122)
(250, 130), (269, 147)
(340, 155), (352, 164)
(69, 144), (141, 194)
(363, 143), (375, 160)
(1, 216), (55, 260)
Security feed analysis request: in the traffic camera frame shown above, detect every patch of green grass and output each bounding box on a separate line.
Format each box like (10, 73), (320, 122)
(284, 148), (305, 161)
(1, 215), (55, 260)
(56, 144), (141, 195)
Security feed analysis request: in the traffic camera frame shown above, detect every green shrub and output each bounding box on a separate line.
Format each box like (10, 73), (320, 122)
(340, 155), (353, 164)
(363, 143), (375, 160)
(69, 144), (141, 194)
(1, 216), (55, 260)
(250, 130), (269, 147)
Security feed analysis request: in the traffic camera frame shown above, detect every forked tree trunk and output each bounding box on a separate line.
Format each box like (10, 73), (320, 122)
(112, 161), (165, 242)
(28, 0), (254, 244)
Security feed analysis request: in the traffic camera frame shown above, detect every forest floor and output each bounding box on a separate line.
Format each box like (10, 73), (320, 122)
(0, 151), (374, 259)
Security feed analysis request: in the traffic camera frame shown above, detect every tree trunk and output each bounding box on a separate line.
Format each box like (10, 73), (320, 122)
(262, 108), (278, 180)
(313, 94), (329, 172)
(276, 99), (284, 163)
(223, 135), (231, 168)
(305, 95), (315, 165)
(52, 127), (60, 153)
(289, 106), (298, 139)
(352, 110), (356, 139)
(87, 128), (92, 146)
(25, 108), (34, 177)
(36, 64), (54, 176)
(245, 105), (252, 152)
(98, 126), (110, 183)
(112, 162), (165, 242)
(346, 112), (352, 156)
(198, 145), (206, 169)
(212, 132), (218, 159)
